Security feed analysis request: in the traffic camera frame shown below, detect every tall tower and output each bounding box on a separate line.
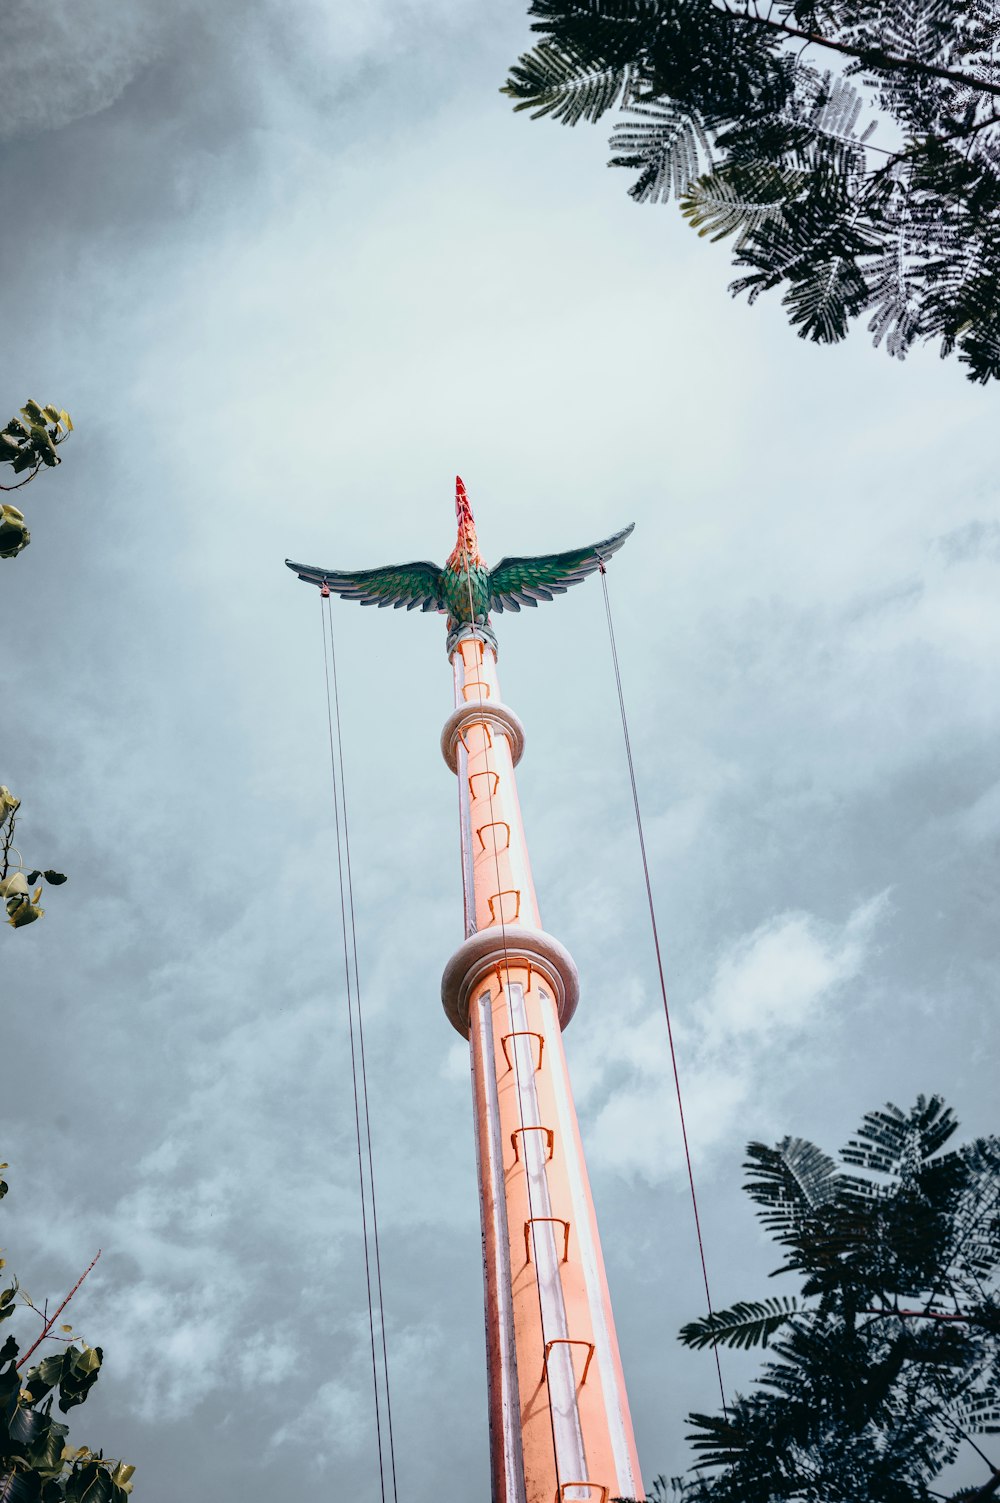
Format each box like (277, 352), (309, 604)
(287, 479), (642, 1503)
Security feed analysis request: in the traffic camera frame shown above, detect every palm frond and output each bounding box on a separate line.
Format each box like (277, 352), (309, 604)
(720, 70), (874, 171)
(876, 0), (955, 64)
(842, 1096), (957, 1176)
(503, 40), (632, 123)
(507, 0), (1000, 378)
(610, 101), (709, 202)
(526, 0), (663, 33)
(680, 162), (809, 244)
(679, 1297), (803, 1351)
(960, 1389), (1000, 1434)
(743, 1137), (842, 1239)
(955, 306), (1000, 384)
(685, 1408), (752, 1470)
(866, 184), (925, 359)
(800, 72), (875, 156)
(783, 252), (871, 340)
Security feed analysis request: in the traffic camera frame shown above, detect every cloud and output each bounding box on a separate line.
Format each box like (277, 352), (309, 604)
(26, 1266), (246, 1424)
(0, 0), (494, 146)
(267, 1372), (371, 1467)
(955, 780), (1000, 843)
(702, 896), (885, 1045)
(0, 2), (172, 141)
(578, 894), (889, 1184)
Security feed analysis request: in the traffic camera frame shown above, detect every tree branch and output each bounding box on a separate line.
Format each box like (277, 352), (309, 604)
(0, 465), (40, 493)
(716, 3), (1000, 99)
(1, 813), (16, 881)
(861, 1306), (973, 1322)
(16, 1250), (101, 1371)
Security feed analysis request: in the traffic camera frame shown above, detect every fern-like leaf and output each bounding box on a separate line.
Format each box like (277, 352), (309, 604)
(503, 41), (631, 124)
(867, 198), (924, 358)
(783, 253), (871, 341)
(842, 1096), (957, 1176)
(961, 1389), (1000, 1434)
(610, 100), (709, 202)
(685, 1408), (753, 1469)
(679, 1297), (803, 1351)
(744, 1137), (842, 1240)
(681, 161), (810, 245)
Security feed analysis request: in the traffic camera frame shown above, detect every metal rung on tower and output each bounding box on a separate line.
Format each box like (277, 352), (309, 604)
(469, 770), (500, 800)
(525, 1217), (570, 1264)
(500, 1031), (544, 1072)
(488, 889), (521, 923)
(510, 1125), (554, 1163)
(542, 1339), (595, 1386)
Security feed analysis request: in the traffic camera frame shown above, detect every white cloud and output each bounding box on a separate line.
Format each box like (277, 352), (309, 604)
(580, 894), (889, 1183)
(268, 1377), (369, 1464)
(91, 1278), (236, 1421)
(702, 894), (886, 1045)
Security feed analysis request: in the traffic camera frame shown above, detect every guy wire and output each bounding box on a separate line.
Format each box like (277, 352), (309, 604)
(597, 561), (728, 1417)
(319, 595), (393, 1503)
(325, 595), (400, 1503)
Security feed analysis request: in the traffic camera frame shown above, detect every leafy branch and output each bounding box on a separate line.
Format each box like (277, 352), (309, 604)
(0, 1167), (133, 1501)
(658, 1096), (1000, 1500)
(713, 1), (1000, 98)
(505, 0), (1000, 378)
(0, 788), (68, 931)
(16, 1252), (102, 1373)
(0, 401), (72, 558)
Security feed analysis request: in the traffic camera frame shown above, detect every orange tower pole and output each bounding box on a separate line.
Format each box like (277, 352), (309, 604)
(285, 483), (641, 1503)
(441, 628), (643, 1503)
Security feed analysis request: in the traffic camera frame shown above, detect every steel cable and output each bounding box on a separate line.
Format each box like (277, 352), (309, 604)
(597, 561), (728, 1417)
(319, 595), (398, 1503)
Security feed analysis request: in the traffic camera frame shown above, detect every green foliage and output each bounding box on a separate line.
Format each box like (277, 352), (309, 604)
(0, 396), (111, 1498)
(0, 1171), (133, 1501)
(0, 403), (72, 477)
(0, 402), (73, 558)
(659, 1096), (1000, 1500)
(22, 1349), (103, 1416)
(0, 790), (67, 933)
(505, 0), (1000, 379)
(679, 1296), (802, 1351)
(0, 507), (31, 562)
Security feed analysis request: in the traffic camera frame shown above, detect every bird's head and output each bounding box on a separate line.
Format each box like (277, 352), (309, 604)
(450, 475), (484, 569)
(455, 475), (474, 527)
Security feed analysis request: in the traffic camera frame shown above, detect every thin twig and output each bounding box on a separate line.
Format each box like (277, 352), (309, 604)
(715, 2), (1000, 99)
(16, 1250), (102, 1370)
(18, 1294), (80, 1344)
(0, 465), (41, 493)
(860, 1306), (974, 1322)
(1, 813), (16, 880)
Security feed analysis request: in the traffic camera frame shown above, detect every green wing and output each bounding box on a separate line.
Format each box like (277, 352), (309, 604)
(285, 557), (446, 612)
(488, 523), (634, 612)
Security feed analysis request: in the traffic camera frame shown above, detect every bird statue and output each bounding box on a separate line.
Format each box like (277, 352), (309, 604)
(286, 477), (633, 651)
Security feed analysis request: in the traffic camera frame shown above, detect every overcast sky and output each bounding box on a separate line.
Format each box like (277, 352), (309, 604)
(1, 2), (998, 1499)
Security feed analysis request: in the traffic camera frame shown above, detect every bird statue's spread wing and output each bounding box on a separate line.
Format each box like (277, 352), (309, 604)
(488, 523), (634, 613)
(285, 558), (446, 612)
